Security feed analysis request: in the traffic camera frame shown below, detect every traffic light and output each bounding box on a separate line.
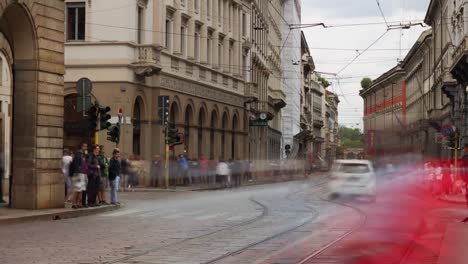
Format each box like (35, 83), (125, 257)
(158, 96), (170, 126)
(99, 106), (112, 130)
(167, 122), (184, 146)
(447, 132), (456, 148)
(87, 105), (99, 131)
(107, 125), (120, 143)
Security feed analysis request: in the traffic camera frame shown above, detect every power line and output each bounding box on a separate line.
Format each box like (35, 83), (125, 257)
(336, 30), (390, 75)
(375, 0), (390, 28)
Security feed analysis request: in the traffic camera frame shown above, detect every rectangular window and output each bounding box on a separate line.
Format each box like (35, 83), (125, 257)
(181, 26), (186, 56)
(195, 0), (199, 12)
(242, 13), (246, 37)
(218, 0), (222, 23)
(137, 7), (144, 44)
(194, 32), (200, 60)
(165, 19), (171, 49)
(207, 0), (211, 18)
(66, 2), (86, 41)
(181, 0), (186, 6)
(242, 55), (247, 79)
(228, 44), (233, 72)
(207, 33), (212, 63)
(218, 40), (223, 66)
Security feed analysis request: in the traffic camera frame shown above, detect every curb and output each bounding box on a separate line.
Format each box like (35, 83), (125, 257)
(0, 204), (121, 226)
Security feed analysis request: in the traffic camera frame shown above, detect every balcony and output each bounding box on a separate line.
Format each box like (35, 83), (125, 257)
(268, 87), (286, 110)
(313, 117), (324, 128)
(131, 44), (163, 77)
(245, 83), (259, 100)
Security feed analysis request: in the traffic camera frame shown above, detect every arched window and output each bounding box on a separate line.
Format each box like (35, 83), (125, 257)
(184, 105), (193, 154)
(198, 108), (205, 158)
(210, 110), (217, 159)
(221, 112), (228, 159)
(232, 115), (238, 159)
(133, 98), (142, 156)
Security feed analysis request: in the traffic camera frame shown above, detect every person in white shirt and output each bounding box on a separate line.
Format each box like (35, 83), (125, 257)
(62, 149), (73, 201)
(216, 160), (230, 188)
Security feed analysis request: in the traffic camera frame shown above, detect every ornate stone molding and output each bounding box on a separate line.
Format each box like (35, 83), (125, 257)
(159, 74), (244, 107)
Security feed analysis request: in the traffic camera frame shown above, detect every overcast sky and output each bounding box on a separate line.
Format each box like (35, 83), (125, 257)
(301, 0), (431, 130)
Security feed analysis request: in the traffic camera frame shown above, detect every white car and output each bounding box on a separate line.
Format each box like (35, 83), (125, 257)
(328, 159), (377, 201)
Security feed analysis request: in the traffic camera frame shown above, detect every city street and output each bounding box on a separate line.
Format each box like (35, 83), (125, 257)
(1, 172), (465, 264)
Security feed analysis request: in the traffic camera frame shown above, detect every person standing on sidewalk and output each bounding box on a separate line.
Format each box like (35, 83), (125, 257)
(150, 155), (163, 188)
(70, 142), (88, 209)
(179, 154), (190, 185)
(62, 149), (73, 202)
(87, 145), (101, 207)
(231, 159), (242, 188)
(97, 145), (109, 204)
(199, 155), (208, 184)
(208, 159), (218, 185)
(216, 160), (230, 188)
(109, 148), (121, 204)
(461, 145), (468, 205)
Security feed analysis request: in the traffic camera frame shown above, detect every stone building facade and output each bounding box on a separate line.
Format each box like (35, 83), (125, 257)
(361, 66), (406, 158)
(0, 0), (65, 209)
(281, 0), (302, 157)
(64, 0), (252, 161)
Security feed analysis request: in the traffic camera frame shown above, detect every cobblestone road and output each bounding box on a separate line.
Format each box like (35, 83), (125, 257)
(0, 174), (465, 264)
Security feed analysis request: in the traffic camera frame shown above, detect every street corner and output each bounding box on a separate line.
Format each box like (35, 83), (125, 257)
(0, 203), (121, 226)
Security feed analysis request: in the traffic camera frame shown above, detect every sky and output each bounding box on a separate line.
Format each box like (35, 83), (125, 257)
(301, 0), (431, 130)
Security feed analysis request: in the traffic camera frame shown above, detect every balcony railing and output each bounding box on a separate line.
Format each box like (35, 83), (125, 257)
(245, 83), (259, 99)
(132, 44), (163, 76)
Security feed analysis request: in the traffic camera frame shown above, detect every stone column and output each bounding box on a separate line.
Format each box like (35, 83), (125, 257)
(173, 10), (182, 54)
(153, 0), (165, 46)
(188, 18), (196, 59)
(223, 37), (229, 72)
(213, 31), (219, 68)
(200, 25), (208, 63)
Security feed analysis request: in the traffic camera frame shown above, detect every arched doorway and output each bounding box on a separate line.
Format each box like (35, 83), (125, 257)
(64, 94), (93, 150)
(132, 98), (143, 157)
(1, 2), (65, 209)
(221, 112), (229, 159)
(210, 110), (217, 159)
(232, 115), (238, 159)
(184, 105), (193, 155)
(197, 108), (206, 158)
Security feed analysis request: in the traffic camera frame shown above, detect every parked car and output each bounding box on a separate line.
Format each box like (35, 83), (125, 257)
(328, 159), (377, 202)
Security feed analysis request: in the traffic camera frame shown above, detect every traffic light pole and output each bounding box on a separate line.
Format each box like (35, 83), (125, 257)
(165, 125), (169, 189)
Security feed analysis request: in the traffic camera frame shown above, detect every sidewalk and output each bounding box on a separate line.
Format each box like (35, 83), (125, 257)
(0, 201), (120, 225)
(438, 223), (468, 264)
(126, 173), (316, 192)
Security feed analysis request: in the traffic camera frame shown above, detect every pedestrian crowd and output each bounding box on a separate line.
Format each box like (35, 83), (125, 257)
(423, 144), (468, 204)
(62, 143), (134, 209)
(149, 154), (253, 189)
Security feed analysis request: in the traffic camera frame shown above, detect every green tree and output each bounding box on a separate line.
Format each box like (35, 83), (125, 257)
(360, 77), (373, 90)
(318, 76), (330, 88)
(339, 126), (364, 148)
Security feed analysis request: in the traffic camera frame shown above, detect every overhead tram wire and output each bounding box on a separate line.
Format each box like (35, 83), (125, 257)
(375, 0), (390, 28)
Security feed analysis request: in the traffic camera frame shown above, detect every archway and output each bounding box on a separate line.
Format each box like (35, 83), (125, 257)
(232, 115), (239, 159)
(210, 110), (218, 159)
(1, 3), (65, 209)
(221, 112), (229, 159)
(184, 104), (193, 155)
(132, 97), (143, 157)
(197, 107), (206, 158)
(170, 101), (179, 124)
